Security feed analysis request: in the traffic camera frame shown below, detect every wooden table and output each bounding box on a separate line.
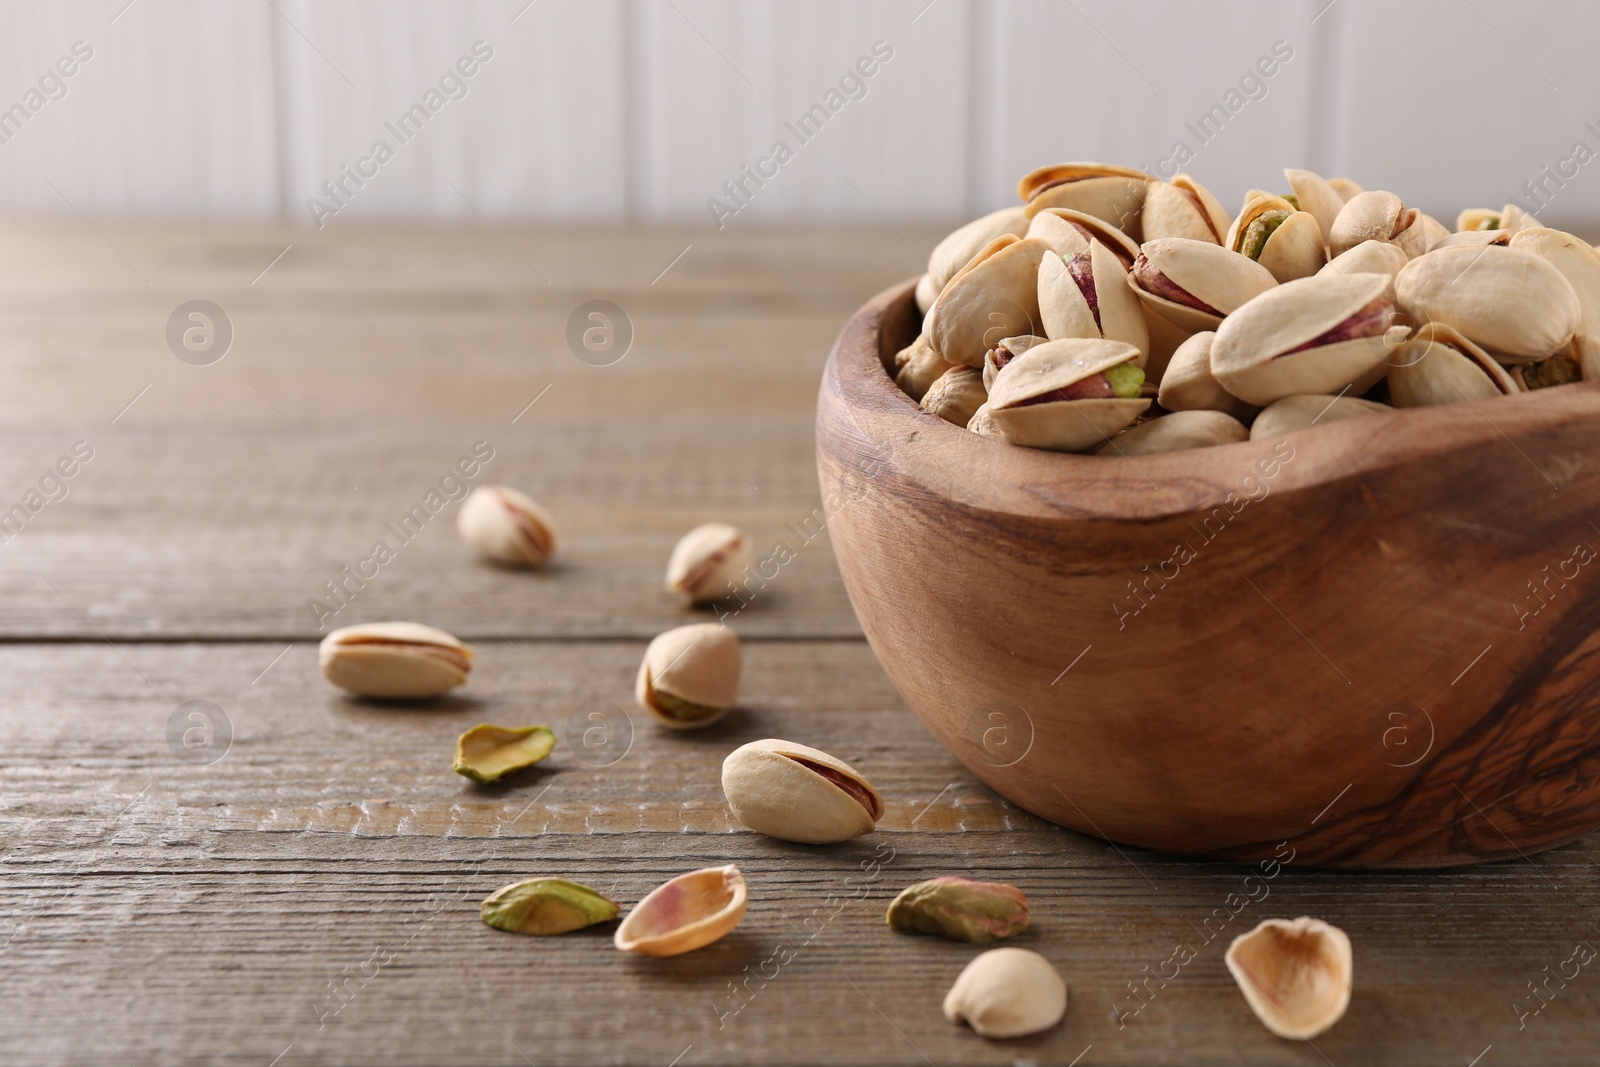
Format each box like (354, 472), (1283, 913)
(2, 223), (1596, 1066)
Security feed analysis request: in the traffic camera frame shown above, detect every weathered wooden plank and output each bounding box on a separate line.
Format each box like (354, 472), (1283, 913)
(2, 642), (1599, 1066)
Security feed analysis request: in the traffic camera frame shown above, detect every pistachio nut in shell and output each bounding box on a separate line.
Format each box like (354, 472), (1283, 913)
(1387, 323), (1520, 409)
(635, 623), (740, 730)
(721, 738), (883, 844)
(1156, 331), (1257, 421)
(1025, 208), (1140, 267)
(457, 485), (556, 566)
(319, 622), (474, 699)
(887, 877), (1029, 943)
(967, 402), (1002, 438)
(1038, 240), (1149, 360)
(1415, 212), (1451, 252)
(986, 338), (1150, 453)
(896, 335), (961, 402)
(943, 947), (1067, 1039)
(453, 724), (556, 783)
(1141, 174), (1231, 244)
(1509, 226), (1600, 340)
(1456, 207), (1504, 232)
(926, 206), (1030, 294)
(1328, 190), (1429, 259)
(1129, 238), (1279, 333)
(1095, 409), (1248, 456)
(1225, 917), (1352, 1040)
(1317, 239), (1409, 303)
(926, 235), (1051, 367)
(1210, 272), (1406, 405)
(1327, 176), (1364, 203)
(1250, 394), (1392, 440)
(921, 365), (987, 427)
(1283, 168), (1347, 246)
(1227, 195), (1326, 283)
(665, 522), (752, 603)
(1394, 244), (1580, 362)
(982, 334), (1048, 391)
(1434, 228), (1513, 250)
(1016, 162), (1151, 237)
(481, 877), (618, 936)
(914, 272), (939, 313)
(614, 865), (747, 957)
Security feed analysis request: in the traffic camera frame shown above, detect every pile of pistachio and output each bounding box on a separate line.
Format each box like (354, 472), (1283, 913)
(313, 453), (1353, 1042)
(898, 162), (1598, 454)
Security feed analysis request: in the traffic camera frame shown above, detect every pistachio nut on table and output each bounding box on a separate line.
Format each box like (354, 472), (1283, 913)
(901, 163), (1600, 452)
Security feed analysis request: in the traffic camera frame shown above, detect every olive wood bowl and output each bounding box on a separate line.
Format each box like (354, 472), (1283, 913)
(817, 278), (1600, 868)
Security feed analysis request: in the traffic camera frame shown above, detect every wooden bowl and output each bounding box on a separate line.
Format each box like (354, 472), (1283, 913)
(817, 279), (1600, 868)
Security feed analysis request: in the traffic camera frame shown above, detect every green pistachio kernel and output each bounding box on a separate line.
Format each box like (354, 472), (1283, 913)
(1280, 193), (1300, 210)
(1240, 210), (1292, 261)
(650, 690), (723, 724)
(481, 877), (619, 935)
(1473, 214), (1503, 231)
(1105, 363), (1146, 399)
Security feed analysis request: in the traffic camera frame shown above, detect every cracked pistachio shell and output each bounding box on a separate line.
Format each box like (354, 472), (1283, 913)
(721, 738), (883, 844)
(454, 724), (555, 783)
(481, 877), (618, 935)
(1130, 238), (1279, 333)
(635, 623), (740, 730)
(1415, 212), (1451, 252)
(457, 486), (556, 567)
(319, 621), (474, 699)
(666, 522), (752, 603)
(1141, 174), (1231, 244)
(887, 877), (1030, 943)
(1434, 228), (1512, 250)
(1509, 227), (1600, 340)
(896, 335), (961, 403)
(921, 366), (988, 427)
(1226, 917), (1352, 1041)
(927, 206), (1030, 293)
(982, 334), (1048, 391)
(1227, 195), (1327, 283)
(1250, 394), (1393, 440)
(1394, 245), (1581, 363)
(1025, 207), (1140, 266)
(967, 402), (1002, 438)
(943, 948), (1067, 1039)
(615, 865), (747, 957)
(926, 235), (1051, 367)
(1038, 240), (1149, 360)
(987, 338), (1149, 453)
(1017, 163), (1151, 237)
(1095, 409), (1248, 456)
(1317, 240), (1408, 304)
(1387, 323), (1520, 409)
(1284, 168), (1347, 247)
(1328, 191), (1429, 259)
(1157, 332), (1257, 421)
(1211, 272), (1405, 405)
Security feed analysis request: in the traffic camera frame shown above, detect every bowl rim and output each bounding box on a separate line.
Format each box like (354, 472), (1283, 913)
(828, 277), (1600, 522)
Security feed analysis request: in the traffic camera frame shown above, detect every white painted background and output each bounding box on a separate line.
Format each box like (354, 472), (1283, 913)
(0, 0), (1594, 228)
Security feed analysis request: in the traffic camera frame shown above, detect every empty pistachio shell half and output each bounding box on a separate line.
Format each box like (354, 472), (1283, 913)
(1025, 207), (1140, 267)
(943, 947), (1067, 1039)
(453, 724), (556, 783)
(1394, 245), (1580, 362)
(318, 622), (474, 699)
(927, 206), (1030, 294)
(1211, 272), (1405, 405)
(1226, 917), (1352, 1040)
(1038, 240), (1150, 360)
(1227, 195), (1327, 283)
(986, 338), (1149, 453)
(1095, 409), (1248, 456)
(614, 865), (747, 957)
(481, 877), (618, 935)
(1141, 174), (1231, 244)
(665, 522), (752, 603)
(887, 877), (1029, 943)
(1156, 332), (1257, 421)
(1387, 323), (1520, 408)
(457, 486), (556, 566)
(1017, 162), (1151, 237)
(722, 738), (883, 844)
(1250, 394), (1392, 439)
(896, 335), (961, 402)
(1329, 190), (1428, 259)
(1129, 238), (1279, 333)
(635, 623), (740, 730)
(926, 235), (1051, 368)
(921, 366), (988, 426)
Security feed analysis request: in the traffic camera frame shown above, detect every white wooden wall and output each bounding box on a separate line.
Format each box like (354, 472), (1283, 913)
(0, 0), (1593, 227)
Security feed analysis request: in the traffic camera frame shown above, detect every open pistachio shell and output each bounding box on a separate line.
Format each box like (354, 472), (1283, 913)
(982, 334), (1048, 391)
(481, 877), (618, 935)
(319, 622), (474, 700)
(1228, 195), (1327, 283)
(926, 235), (1050, 367)
(1388, 323), (1520, 408)
(914, 272), (939, 313)
(1211, 272), (1405, 405)
(927, 206), (1030, 293)
(1094, 410), (1248, 456)
(1434, 229), (1511, 250)
(635, 622), (741, 730)
(1317, 240), (1408, 303)
(614, 865), (747, 957)
(967, 402), (1002, 437)
(1250, 394), (1392, 440)
(1502, 203), (1539, 233)
(1394, 244), (1581, 363)
(1329, 191), (1428, 259)
(896, 335), (961, 402)
(1156, 331), (1257, 420)
(1129, 238), (1279, 333)
(1283, 168), (1346, 248)
(1026, 208), (1141, 266)
(453, 724), (556, 783)
(1415, 212), (1450, 253)
(1017, 162), (1152, 237)
(1327, 177), (1364, 203)
(1456, 207), (1503, 233)
(722, 738), (883, 843)
(1141, 304), (1192, 385)
(1226, 917), (1353, 1040)
(1141, 174), (1231, 244)
(987, 338), (1149, 452)
(666, 522), (752, 603)
(1038, 240), (1150, 361)
(1509, 227), (1600, 341)
(921, 366), (988, 426)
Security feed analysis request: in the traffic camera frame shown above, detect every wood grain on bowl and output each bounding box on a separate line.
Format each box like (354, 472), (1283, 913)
(817, 278), (1600, 868)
